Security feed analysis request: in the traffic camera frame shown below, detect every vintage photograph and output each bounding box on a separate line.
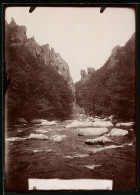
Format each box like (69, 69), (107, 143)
(4, 5), (136, 191)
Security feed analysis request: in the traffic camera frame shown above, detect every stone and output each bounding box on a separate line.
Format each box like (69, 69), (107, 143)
(28, 133), (49, 140)
(89, 117), (95, 121)
(41, 120), (57, 126)
(109, 128), (128, 136)
(78, 128), (108, 136)
(85, 136), (113, 145)
(115, 122), (134, 128)
(18, 118), (27, 124)
(30, 119), (57, 125)
(102, 118), (108, 121)
(108, 115), (114, 120)
(50, 135), (66, 142)
(92, 121), (113, 127)
(66, 120), (93, 128)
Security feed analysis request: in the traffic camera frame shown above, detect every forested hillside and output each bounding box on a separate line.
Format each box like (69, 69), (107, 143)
(5, 18), (74, 123)
(75, 33), (136, 121)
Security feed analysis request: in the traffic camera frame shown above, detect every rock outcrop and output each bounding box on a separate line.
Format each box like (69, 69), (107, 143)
(107, 33), (135, 69)
(115, 122), (134, 128)
(6, 18), (76, 101)
(66, 120), (93, 128)
(50, 135), (67, 142)
(80, 67), (95, 83)
(108, 45), (120, 69)
(76, 33), (135, 121)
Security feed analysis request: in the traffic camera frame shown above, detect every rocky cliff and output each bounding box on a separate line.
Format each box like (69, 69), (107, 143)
(80, 33), (135, 84)
(75, 32), (135, 120)
(107, 33), (135, 69)
(80, 67), (95, 83)
(5, 18), (75, 99)
(5, 18), (75, 121)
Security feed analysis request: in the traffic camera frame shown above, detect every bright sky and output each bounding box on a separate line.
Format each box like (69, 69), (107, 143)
(5, 7), (135, 83)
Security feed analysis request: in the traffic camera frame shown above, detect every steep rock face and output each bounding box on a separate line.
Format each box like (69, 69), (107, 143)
(80, 69), (87, 83)
(5, 18), (75, 121)
(108, 45), (120, 69)
(6, 18), (27, 43)
(6, 18), (76, 100)
(41, 44), (50, 65)
(107, 33), (135, 69)
(49, 50), (76, 97)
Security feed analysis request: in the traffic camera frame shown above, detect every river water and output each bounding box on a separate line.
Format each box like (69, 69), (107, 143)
(5, 120), (136, 191)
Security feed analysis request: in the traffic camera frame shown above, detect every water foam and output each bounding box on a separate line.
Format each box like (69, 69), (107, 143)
(64, 153), (89, 159)
(46, 149), (54, 153)
(33, 149), (42, 153)
(6, 137), (27, 141)
(35, 129), (49, 133)
(83, 165), (101, 169)
(6, 133), (49, 141)
(88, 144), (124, 154)
(64, 155), (74, 159)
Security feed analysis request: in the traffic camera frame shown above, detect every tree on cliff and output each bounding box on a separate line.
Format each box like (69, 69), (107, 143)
(75, 33), (136, 121)
(5, 19), (74, 123)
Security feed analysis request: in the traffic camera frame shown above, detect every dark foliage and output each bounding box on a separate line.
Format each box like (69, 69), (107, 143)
(5, 21), (73, 123)
(75, 33), (136, 121)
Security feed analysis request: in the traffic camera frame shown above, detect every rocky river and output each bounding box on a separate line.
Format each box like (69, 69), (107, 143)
(5, 118), (136, 191)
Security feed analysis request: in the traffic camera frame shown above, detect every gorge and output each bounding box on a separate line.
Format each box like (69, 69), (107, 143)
(4, 17), (136, 192)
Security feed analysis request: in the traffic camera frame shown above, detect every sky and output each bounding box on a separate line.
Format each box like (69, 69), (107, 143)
(5, 7), (135, 83)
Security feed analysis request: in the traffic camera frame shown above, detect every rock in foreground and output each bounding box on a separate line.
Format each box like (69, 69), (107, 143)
(30, 119), (57, 126)
(115, 122), (134, 128)
(92, 121), (114, 127)
(66, 120), (93, 128)
(41, 120), (57, 126)
(109, 128), (128, 136)
(78, 128), (108, 136)
(85, 136), (113, 145)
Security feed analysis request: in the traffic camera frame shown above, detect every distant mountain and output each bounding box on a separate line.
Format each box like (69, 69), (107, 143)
(5, 18), (75, 122)
(75, 33), (136, 121)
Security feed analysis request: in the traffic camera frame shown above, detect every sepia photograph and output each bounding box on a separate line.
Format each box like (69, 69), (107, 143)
(4, 5), (137, 191)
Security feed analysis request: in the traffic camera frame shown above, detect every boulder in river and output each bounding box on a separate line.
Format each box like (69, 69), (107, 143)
(109, 128), (128, 136)
(50, 135), (67, 142)
(92, 121), (113, 127)
(108, 115), (115, 120)
(41, 120), (57, 126)
(78, 128), (108, 136)
(30, 119), (43, 124)
(115, 122), (134, 128)
(18, 118), (27, 124)
(30, 119), (57, 125)
(66, 120), (93, 128)
(28, 133), (49, 140)
(88, 117), (95, 122)
(85, 136), (113, 145)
